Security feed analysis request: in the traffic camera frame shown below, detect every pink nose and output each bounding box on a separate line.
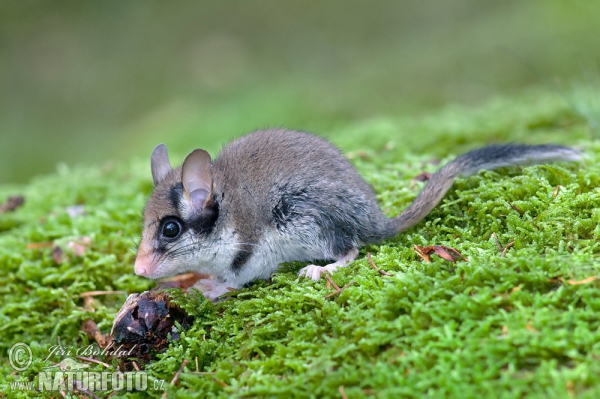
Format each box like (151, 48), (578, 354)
(134, 255), (152, 277)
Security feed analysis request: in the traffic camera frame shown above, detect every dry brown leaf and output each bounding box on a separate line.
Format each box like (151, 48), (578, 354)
(413, 245), (431, 262)
(156, 273), (207, 290)
(413, 245), (468, 263)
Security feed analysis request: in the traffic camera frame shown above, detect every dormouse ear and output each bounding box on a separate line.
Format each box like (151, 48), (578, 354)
(182, 149), (213, 212)
(151, 144), (172, 186)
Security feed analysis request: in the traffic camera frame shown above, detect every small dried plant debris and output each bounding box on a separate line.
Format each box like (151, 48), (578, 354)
(162, 359), (190, 399)
(566, 381), (575, 399)
(410, 172), (432, 189)
(511, 203), (525, 214)
(412, 172), (432, 182)
(546, 276), (597, 286)
(526, 321), (539, 333)
(553, 185), (562, 197)
(53, 246), (66, 264)
(79, 290), (127, 298)
(491, 233), (515, 257)
(413, 245), (468, 263)
(566, 276), (596, 285)
(156, 273), (206, 290)
(491, 233), (503, 252)
(75, 355), (110, 368)
(0, 195), (24, 213)
(33, 237), (91, 264)
(500, 240), (514, 257)
(323, 273), (356, 299)
(26, 241), (54, 250)
(108, 291), (194, 369)
(367, 253), (393, 276)
(82, 320), (109, 348)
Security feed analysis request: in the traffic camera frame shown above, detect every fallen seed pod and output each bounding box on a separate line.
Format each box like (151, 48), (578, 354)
(108, 290), (194, 368)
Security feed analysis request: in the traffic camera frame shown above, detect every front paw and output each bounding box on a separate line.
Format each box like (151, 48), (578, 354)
(192, 279), (235, 301)
(298, 264), (338, 281)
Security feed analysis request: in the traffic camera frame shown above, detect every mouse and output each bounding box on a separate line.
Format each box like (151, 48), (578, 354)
(133, 129), (581, 300)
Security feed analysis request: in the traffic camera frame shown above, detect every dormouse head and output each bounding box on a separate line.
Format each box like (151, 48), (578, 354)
(134, 144), (219, 279)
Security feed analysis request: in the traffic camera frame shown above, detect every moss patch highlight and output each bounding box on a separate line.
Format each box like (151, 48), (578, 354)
(1, 91), (599, 398)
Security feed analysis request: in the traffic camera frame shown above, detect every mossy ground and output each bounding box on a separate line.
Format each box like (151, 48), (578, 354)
(2, 91), (600, 398)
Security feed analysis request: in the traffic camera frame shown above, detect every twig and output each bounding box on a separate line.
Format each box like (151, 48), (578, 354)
(511, 203), (524, 214)
(324, 282), (356, 299)
(73, 379), (100, 399)
(501, 240), (515, 257)
(83, 296), (94, 311)
(162, 359), (189, 398)
(491, 233), (503, 252)
(81, 320), (108, 348)
(367, 253), (393, 276)
(339, 385), (348, 399)
(76, 355), (111, 368)
(213, 378), (229, 388)
(323, 273), (341, 291)
(79, 291), (127, 297)
(57, 336), (65, 354)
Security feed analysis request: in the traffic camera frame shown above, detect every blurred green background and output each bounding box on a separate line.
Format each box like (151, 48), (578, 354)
(1, 0), (599, 184)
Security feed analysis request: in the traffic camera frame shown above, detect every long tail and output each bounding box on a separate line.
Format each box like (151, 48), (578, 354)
(387, 144), (581, 235)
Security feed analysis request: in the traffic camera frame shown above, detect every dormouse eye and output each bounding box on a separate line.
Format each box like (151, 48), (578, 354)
(161, 220), (181, 239)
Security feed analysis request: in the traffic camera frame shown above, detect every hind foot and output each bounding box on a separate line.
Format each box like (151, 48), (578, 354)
(298, 248), (359, 280)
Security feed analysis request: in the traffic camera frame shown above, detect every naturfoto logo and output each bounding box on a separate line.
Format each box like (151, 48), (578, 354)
(8, 342), (166, 393)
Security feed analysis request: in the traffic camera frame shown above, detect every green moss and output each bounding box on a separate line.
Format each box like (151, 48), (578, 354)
(2, 91), (600, 398)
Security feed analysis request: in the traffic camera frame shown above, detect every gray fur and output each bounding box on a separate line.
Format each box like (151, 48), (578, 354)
(136, 129), (581, 297)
